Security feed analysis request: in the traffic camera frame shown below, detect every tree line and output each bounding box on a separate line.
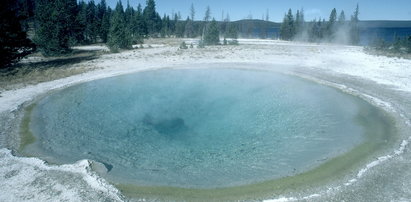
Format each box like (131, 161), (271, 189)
(369, 35), (411, 54)
(1, 0), (239, 68)
(3, 0), (410, 69)
(280, 5), (360, 44)
(32, 0), (238, 52)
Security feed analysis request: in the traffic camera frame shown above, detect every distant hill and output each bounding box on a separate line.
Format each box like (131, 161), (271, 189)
(231, 19), (411, 29)
(225, 19), (411, 39)
(359, 20), (411, 28)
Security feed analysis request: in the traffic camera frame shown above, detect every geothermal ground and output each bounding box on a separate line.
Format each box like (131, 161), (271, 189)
(0, 39), (411, 201)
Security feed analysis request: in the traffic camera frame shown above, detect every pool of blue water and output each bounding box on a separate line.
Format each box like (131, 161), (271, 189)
(27, 68), (365, 188)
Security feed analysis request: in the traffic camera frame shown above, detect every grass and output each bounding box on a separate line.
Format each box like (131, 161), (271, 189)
(0, 49), (101, 91)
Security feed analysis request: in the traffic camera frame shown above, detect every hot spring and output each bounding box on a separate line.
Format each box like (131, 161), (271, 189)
(22, 68), (392, 198)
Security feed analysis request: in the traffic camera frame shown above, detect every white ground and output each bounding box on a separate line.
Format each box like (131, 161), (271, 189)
(0, 39), (411, 201)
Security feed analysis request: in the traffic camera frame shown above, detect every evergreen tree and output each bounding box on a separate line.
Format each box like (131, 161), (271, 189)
(201, 6), (212, 41)
(350, 4), (360, 45)
(294, 8), (305, 39)
(407, 36), (411, 53)
(393, 34), (402, 52)
(124, 1), (134, 26)
(17, 0), (36, 32)
(286, 9), (295, 39)
(175, 18), (186, 38)
(299, 8), (305, 24)
(280, 9), (295, 40)
(74, 0), (87, 44)
(161, 14), (171, 37)
(184, 3), (196, 38)
(35, 0), (77, 55)
(143, 0), (162, 36)
(225, 23), (238, 39)
(309, 18), (325, 42)
(327, 8), (337, 40)
(185, 17), (195, 38)
(204, 6), (211, 22)
(98, 0), (109, 42)
(171, 13), (179, 35)
(135, 4), (147, 38)
(308, 19), (317, 41)
(124, 1), (136, 41)
(0, 0), (36, 68)
(295, 10), (301, 34)
(107, 1), (132, 51)
(100, 6), (111, 43)
(204, 18), (219, 45)
(280, 14), (288, 40)
(86, 0), (98, 43)
(97, 0), (107, 21)
(190, 3), (195, 21)
(338, 10), (346, 23)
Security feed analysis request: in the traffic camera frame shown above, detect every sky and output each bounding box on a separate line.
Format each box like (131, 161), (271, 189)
(105, 0), (411, 22)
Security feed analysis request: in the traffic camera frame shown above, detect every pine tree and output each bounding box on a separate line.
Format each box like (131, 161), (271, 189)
(86, 0), (98, 43)
(295, 10), (301, 34)
(338, 10), (346, 24)
(161, 14), (171, 37)
(202, 6), (212, 40)
(280, 9), (295, 40)
(204, 18), (220, 45)
(185, 17), (195, 38)
(204, 6), (211, 22)
(327, 8), (337, 40)
(143, 0), (161, 36)
(107, 1), (132, 52)
(190, 3), (195, 21)
(124, 1), (136, 41)
(124, 1), (134, 26)
(0, 0), (36, 68)
(34, 0), (76, 56)
(17, 0), (36, 32)
(294, 8), (305, 38)
(407, 36), (411, 53)
(98, 0), (109, 43)
(135, 4), (147, 39)
(280, 14), (288, 40)
(393, 34), (402, 52)
(308, 19), (318, 42)
(175, 18), (186, 38)
(100, 6), (111, 43)
(225, 23), (238, 39)
(74, 0), (87, 44)
(350, 4), (360, 45)
(309, 18), (325, 42)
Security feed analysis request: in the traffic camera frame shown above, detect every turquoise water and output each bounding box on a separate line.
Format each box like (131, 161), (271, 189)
(28, 68), (364, 188)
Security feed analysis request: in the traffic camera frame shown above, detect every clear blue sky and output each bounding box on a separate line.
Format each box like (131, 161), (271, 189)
(105, 0), (411, 22)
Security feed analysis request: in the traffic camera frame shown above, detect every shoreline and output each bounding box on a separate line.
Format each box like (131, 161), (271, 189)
(18, 66), (398, 201)
(1, 40), (411, 201)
